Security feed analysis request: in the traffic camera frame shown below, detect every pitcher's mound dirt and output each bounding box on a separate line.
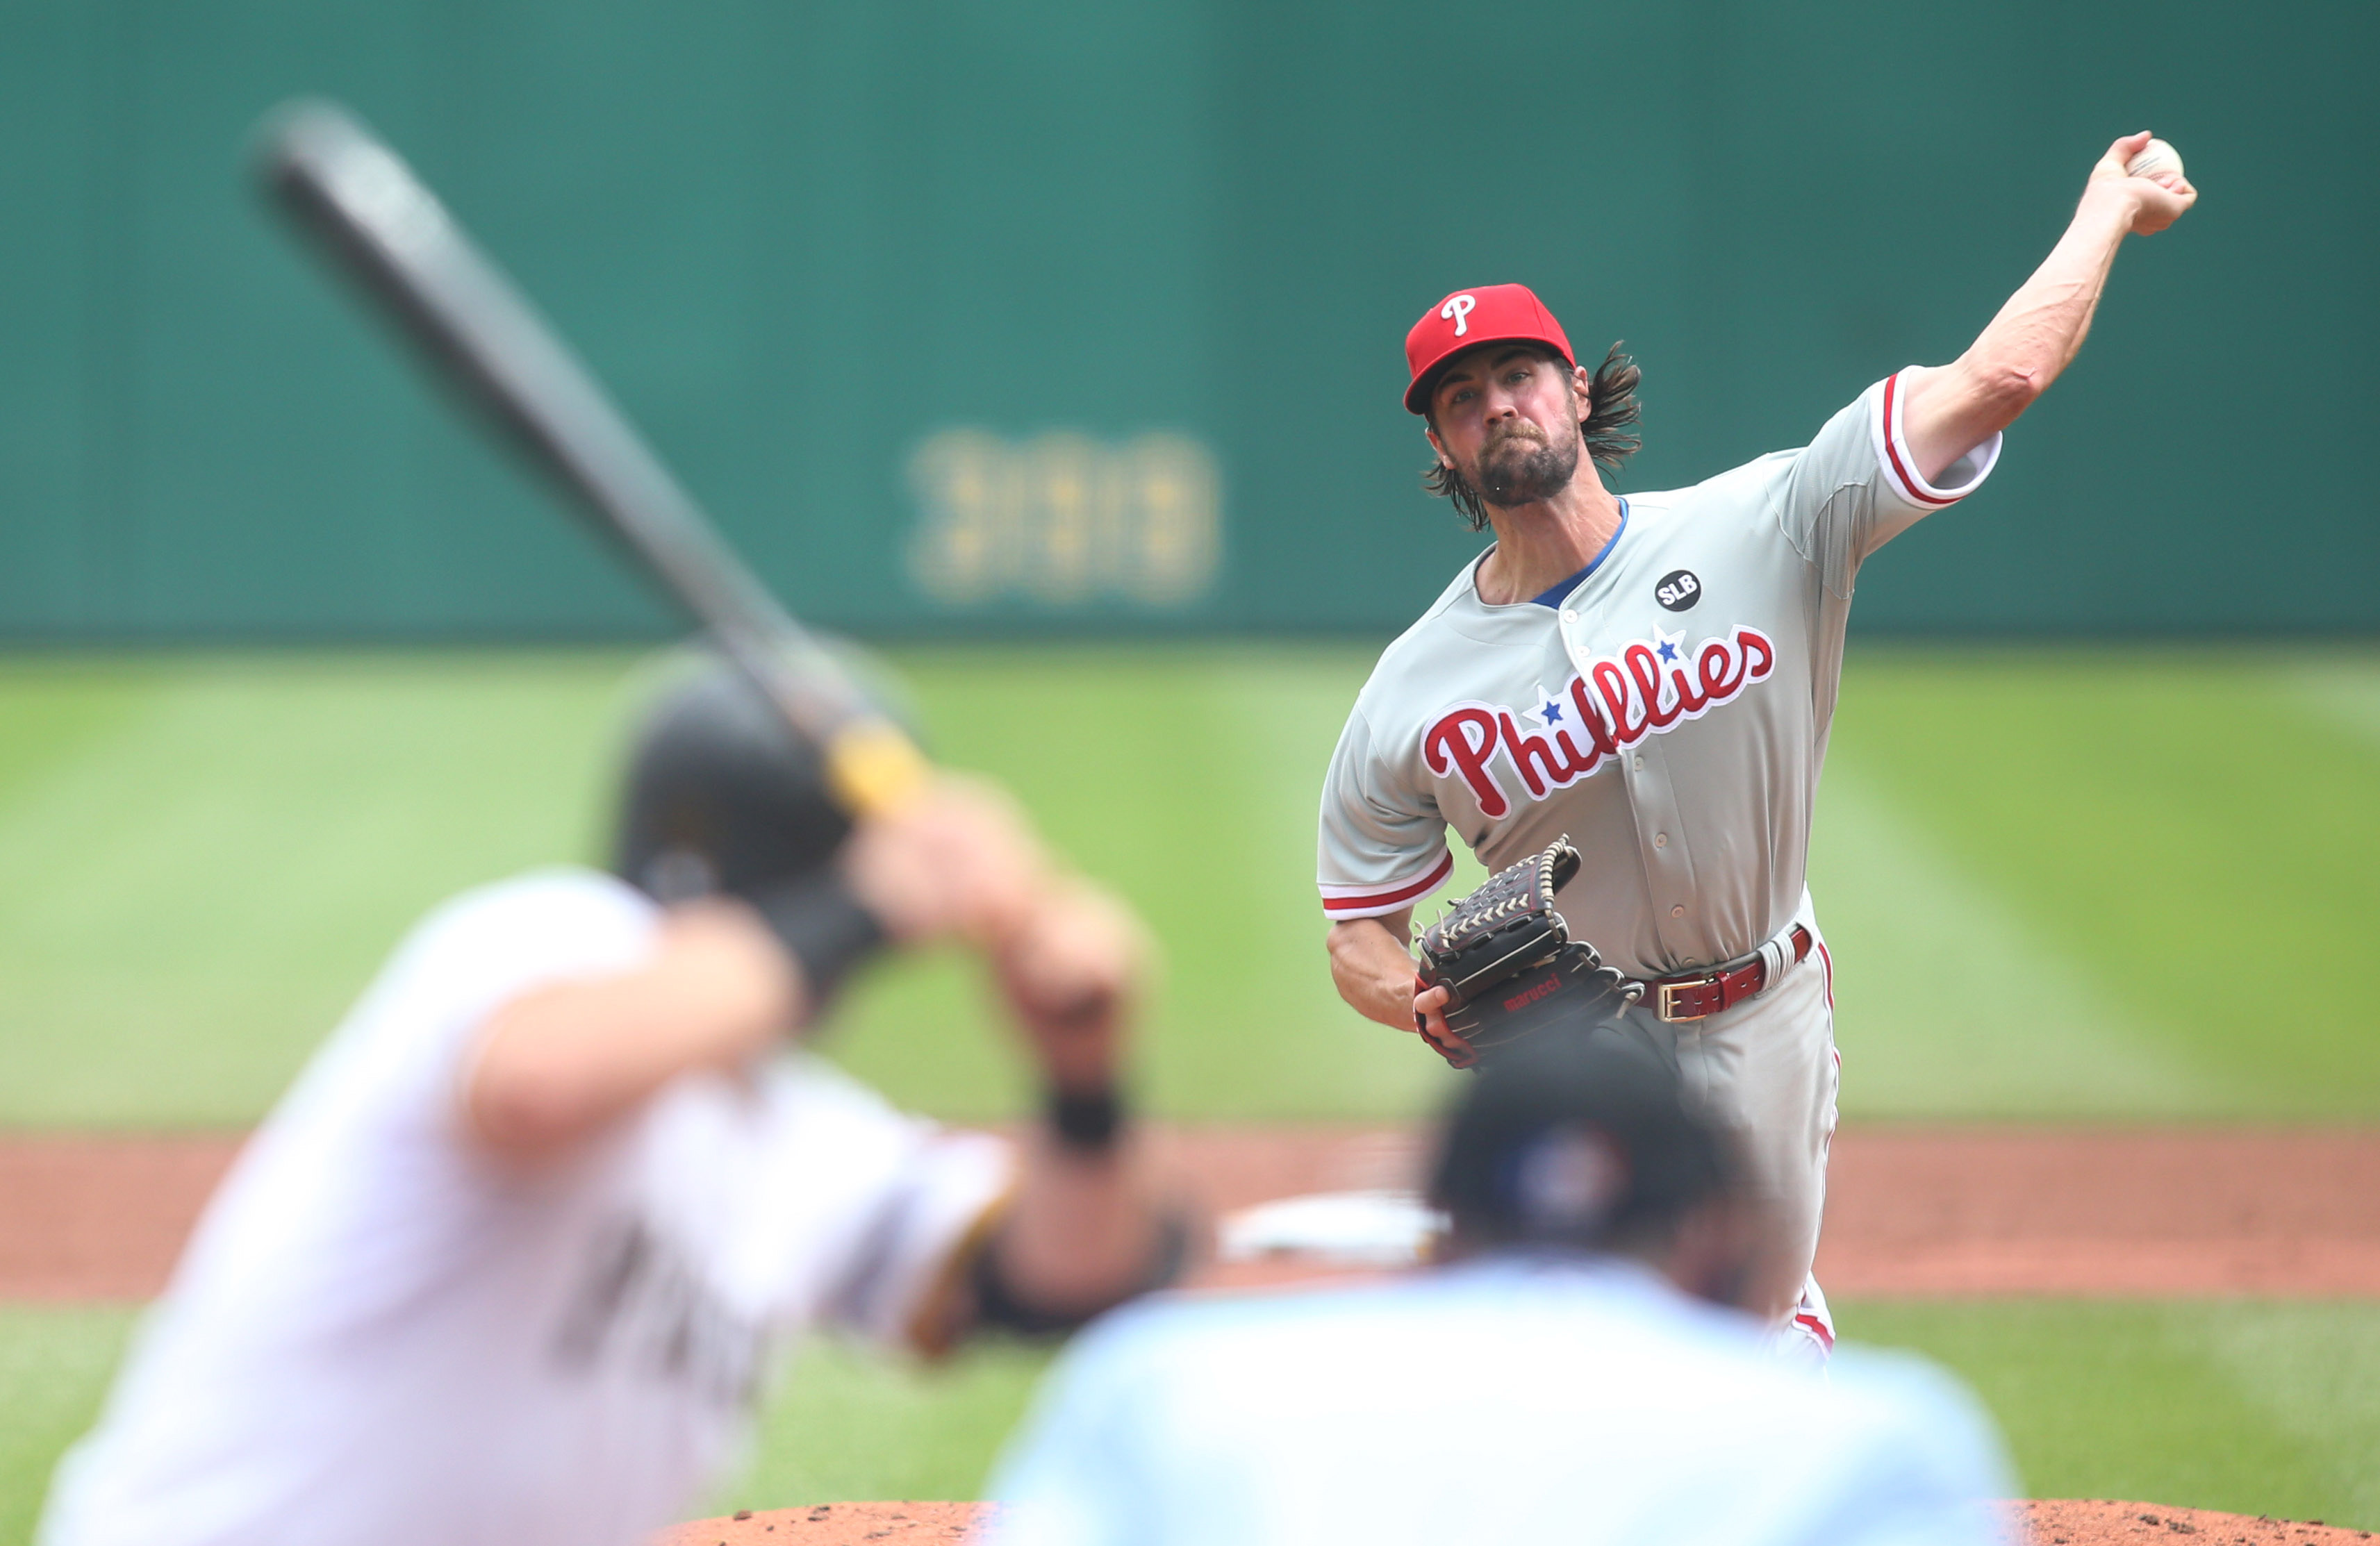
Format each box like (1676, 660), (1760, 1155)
(658, 1500), (2374, 1544)
(652, 1502), (991, 1545)
(2019, 1500), (2373, 1544)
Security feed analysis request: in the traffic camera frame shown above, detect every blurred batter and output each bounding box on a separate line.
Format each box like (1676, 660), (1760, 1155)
(42, 662), (1173, 1546)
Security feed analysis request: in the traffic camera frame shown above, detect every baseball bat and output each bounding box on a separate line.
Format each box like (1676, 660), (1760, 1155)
(253, 99), (927, 818)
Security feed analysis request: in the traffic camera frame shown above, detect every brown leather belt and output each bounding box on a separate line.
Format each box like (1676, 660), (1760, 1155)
(1640, 924), (1814, 1023)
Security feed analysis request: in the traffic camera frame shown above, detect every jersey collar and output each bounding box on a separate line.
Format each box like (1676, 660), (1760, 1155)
(1524, 498), (1630, 609)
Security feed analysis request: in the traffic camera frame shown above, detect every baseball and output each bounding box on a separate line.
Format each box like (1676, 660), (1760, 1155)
(2124, 137), (2185, 184)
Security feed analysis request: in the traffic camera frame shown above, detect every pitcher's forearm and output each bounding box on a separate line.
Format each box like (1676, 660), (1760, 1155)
(1328, 913), (1420, 1030)
(1903, 188), (2138, 479)
(1966, 187), (2135, 397)
(1906, 126), (2200, 482)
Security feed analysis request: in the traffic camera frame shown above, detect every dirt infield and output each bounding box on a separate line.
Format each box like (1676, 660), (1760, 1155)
(0, 1133), (246, 1299)
(2017, 1501), (2377, 1545)
(13, 1128), (2378, 1540)
(1819, 1128), (2380, 1297)
(654, 1499), (2380, 1545)
(5, 1124), (2379, 1300)
(652, 1502), (988, 1545)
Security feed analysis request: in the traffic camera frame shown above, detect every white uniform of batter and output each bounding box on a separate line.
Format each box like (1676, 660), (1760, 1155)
(1318, 373), (2001, 1328)
(40, 870), (1011, 1546)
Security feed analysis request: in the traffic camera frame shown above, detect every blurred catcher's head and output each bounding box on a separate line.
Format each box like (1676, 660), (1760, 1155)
(613, 658), (851, 904)
(1430, 1025), (1736, 1262)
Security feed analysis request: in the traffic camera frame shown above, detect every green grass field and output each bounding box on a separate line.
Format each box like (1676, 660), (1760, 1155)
(10, 1302), (2380, 1533)
(3, 642), (2377, 1536)
(2, 643), (2377, 1127)
(732, 1298), (2380, 1529)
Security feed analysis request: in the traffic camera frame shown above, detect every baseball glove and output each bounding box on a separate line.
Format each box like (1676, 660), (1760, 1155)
(1415, 838), (1639, 1061)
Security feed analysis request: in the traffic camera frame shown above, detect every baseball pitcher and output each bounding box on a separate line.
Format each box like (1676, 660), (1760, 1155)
(1319, 133), (2197, 1345)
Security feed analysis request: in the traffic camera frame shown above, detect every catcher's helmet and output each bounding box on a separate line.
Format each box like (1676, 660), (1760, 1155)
(612, 659), (851, 904)
(1430, 1026), (1733, 1253)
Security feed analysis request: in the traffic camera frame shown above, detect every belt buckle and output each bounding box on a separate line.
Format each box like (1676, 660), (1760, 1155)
(1655, 978), (1714, 1023)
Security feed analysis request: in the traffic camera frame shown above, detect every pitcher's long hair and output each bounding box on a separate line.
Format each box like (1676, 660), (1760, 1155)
(1423, 342), (1642, 531)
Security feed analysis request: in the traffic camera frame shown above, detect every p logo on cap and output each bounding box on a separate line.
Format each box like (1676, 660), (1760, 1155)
(1403, 282), (1577, 414)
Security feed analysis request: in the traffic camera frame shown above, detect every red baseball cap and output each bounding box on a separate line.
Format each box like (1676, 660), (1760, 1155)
(1403, 283), (1576, 414)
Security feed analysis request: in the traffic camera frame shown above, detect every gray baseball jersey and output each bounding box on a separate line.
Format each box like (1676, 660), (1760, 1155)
(1318, 372), (1999, 979)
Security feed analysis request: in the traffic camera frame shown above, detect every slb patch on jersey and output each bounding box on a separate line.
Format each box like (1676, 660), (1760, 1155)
(1421, 624), (1776, 819)
(1655, 569), (1701, 611)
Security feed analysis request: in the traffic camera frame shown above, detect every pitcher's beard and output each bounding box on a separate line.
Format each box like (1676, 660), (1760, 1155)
(1473, 426), (1582, 508)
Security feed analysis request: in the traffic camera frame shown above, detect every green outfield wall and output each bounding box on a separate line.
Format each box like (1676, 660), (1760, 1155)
(1, 0), (2372, 639)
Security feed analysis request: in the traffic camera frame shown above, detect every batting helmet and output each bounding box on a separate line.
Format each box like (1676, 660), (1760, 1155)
(1429, 1025), (1733, 1254)
(612, 658), (852, 905)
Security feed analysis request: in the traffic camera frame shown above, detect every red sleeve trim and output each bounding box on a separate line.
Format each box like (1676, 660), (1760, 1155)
(1319, 847), (1455, 917)
(1880, 373), (1957, 507)
(1876, 371), (2001, 509)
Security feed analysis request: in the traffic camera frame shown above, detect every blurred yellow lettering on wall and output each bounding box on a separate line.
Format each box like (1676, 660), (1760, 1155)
(906, 429), (1222, 608)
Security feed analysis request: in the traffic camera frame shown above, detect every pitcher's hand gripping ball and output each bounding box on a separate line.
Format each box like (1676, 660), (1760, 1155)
(2123, 137), (2185, 184)
(1416, 838), (1641, 1058)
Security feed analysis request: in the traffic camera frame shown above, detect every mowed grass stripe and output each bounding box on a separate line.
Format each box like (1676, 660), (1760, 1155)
(1824, 647), (2380, 1115)
(0, 654), (636, 1127)
(0, 1304), (136, 1546)
(722, 1337), (1055, 1516)
(1842, 1298), (2380, 1531)
(0, 664), (164, 808)
(827, 645), (1448, 1122)
(1811, 760), (2222, 1119)
(1, 645), (2376, 1125)
(7, 1302), (2379, 1540)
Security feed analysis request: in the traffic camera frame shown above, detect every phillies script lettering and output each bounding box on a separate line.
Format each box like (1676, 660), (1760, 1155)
(1421, 624), (1776, 819)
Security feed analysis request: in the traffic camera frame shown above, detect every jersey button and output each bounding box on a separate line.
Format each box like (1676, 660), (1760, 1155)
(1653, 832), (1668, 849)
(1633, 754), (1645, 770)
(1559, 609), (1578, 625)
(1670, 904), (1685, 918)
